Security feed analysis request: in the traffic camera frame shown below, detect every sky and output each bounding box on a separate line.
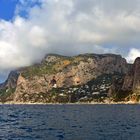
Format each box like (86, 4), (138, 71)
(0, 0), (140, 82)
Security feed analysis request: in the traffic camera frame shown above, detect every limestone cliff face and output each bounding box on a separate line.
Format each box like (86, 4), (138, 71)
(108, 57), (140, 102)
(122, 57), (140, 93)
(133, 57), (140, 92)
(122, 71), (134, 91)
(0, 53), (130, 103)
(0, 71), (19, 89)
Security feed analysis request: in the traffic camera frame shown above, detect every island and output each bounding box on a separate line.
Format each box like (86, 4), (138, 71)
(0, 53), (139, 104)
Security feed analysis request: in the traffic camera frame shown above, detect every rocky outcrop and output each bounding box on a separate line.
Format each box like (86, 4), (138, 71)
(133, 57), (140, 92)
(0, 71), (19, 89)
(109, 57), (140, 102)
(122, 57), (140, 93)
(0, 53), (132, 103)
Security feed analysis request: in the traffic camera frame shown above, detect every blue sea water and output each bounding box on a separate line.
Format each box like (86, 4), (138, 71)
(0, 104), (140, 140)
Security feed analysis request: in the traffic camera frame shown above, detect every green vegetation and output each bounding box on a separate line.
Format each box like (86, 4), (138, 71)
(87, 73), (123, 87)
(22, 63), (57, 78)
(111, 90), (133, 102)
(21, 54), (96, 79)
(0, 88), (16, 103)
(22, 57), (77, 78)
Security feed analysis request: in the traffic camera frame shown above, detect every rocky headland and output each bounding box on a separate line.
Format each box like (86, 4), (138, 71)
(0, 53), (139, 104)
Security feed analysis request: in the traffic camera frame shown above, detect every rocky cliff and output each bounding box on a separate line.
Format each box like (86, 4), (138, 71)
(0, 53), (137, 103)
(109, 57), (140, 102)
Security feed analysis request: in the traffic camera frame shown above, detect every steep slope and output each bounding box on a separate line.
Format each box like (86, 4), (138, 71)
(109, 57), (140, 102)
(122, 57), (140, 102)
(0, 53), (130, 103)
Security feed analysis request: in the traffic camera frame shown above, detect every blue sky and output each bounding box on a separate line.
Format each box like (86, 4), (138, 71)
(0, 0), (18, 20)
(0, 0), (41, 21)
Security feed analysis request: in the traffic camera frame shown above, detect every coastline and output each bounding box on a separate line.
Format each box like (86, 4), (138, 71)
(0, 100), (139, 105)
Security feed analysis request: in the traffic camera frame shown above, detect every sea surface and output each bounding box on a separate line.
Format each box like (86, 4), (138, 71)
(0, 104), (140, 140)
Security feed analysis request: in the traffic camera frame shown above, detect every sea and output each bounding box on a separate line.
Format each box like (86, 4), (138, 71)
(0, 104), (140, 140)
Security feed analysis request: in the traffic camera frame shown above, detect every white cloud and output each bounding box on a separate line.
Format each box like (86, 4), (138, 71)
(28, 26), (47, 47)
(126, 48), (140, 63)
(0, 0), (140, 80)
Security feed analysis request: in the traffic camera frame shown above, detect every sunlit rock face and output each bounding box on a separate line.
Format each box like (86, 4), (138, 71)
(0, 53), (131, 103)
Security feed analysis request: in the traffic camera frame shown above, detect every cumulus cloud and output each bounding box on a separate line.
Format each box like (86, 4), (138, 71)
(0, 0), (140, 80)
(126, 48), (140, 63)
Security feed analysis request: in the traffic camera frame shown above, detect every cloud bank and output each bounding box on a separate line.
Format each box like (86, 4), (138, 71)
(0, 0), (140, 80)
